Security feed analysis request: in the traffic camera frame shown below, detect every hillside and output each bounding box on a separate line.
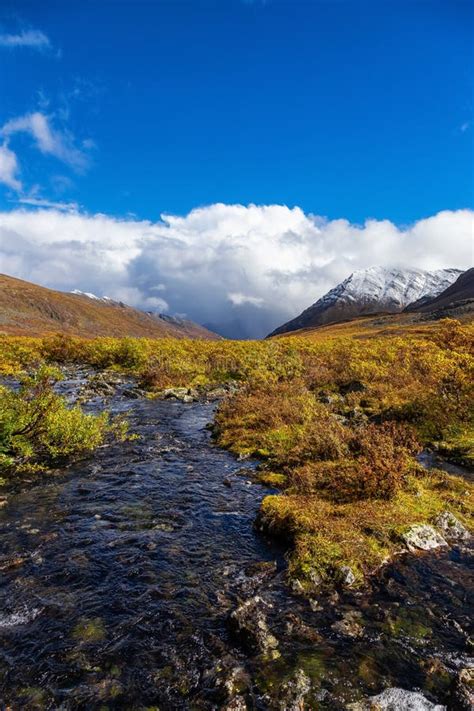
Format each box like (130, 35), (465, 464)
(0, 274), (219, 339)
(268, 266), (462, 337)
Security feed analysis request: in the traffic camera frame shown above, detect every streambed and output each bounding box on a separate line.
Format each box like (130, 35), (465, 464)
(0, 380), (472, 709)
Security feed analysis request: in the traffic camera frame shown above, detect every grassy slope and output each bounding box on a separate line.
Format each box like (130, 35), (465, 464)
(0, 274), (219, 340)
(271, 310), (474, 342)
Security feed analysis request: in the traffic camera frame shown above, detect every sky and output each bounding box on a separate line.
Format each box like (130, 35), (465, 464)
(0, 0), (472, 337)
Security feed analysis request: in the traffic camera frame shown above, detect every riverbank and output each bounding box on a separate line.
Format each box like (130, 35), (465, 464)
(0, 380), (472, 709)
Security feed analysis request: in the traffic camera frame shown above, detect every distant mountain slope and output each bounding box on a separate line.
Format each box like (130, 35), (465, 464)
(0, 274), (220, 339)
(405, 267), (474, 315)
(268, 266), (462, 337)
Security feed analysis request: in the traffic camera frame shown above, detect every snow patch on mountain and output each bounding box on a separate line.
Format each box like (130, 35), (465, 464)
(71, 289), (112, 302)
(269, 266), (463, 336)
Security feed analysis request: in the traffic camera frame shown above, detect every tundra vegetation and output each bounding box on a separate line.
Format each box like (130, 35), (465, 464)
(0, 318), (472, 586)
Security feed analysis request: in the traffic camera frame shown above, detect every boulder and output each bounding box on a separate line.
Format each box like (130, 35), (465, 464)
(229, 596), (279, 656)
(348, 687), (446, 710)
(434, 511), (470, 542)
(401, 525), (447, 552)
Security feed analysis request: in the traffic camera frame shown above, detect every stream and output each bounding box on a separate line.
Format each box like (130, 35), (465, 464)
(0, 379), (472, 709)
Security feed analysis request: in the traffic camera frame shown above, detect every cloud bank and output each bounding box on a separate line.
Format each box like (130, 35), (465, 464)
(0, 204), (472, 337)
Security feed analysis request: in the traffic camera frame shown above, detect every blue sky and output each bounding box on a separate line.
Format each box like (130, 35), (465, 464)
(0, 0), (472, 223)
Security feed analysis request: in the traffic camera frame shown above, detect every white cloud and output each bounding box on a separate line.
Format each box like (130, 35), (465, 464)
(2, 112), (89, 172)
(0, 143), (21, 191)
(0, 29), (50, 50)
(228, 292), (265, 307)
(0, 204), (471, 337)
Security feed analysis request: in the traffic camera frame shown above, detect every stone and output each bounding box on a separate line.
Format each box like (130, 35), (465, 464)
(331, 610), (364, 638)
(339, 565), (356, 586)
(347, 687), (446, 710)
(278, 668), (312, 711)
(434, 511), (470, 542)
(229, 596), (279, 656)
(401, 524), (448, 552)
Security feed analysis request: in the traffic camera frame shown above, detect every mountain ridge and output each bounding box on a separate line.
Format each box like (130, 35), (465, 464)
(0, 274), (220, 339)
(268, 266), (463, 337)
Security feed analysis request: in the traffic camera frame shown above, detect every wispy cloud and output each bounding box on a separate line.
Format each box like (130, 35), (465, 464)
(17, 197), (79, 212)
(0, 143), (21, 191)
(460, 121), (470, 133)
(1, 112), (90, 172)
(0, 29), (51, 50)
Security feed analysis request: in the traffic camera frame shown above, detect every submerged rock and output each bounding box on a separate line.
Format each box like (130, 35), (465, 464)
(348, 687), (446, 710)
(278, 668), (312, 710)
(434, 511), (471, 542)
(401, 524), (448, 552)
(229, 595), (279, 656)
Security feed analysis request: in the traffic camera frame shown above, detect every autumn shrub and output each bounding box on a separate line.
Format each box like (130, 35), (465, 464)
(0, 365), (125, 476)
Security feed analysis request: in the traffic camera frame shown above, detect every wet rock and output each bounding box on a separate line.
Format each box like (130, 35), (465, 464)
(347, 687), (446, 710)
(162, 387), (189, 400)
(401, 524), (448, 552)
(291, 578), (306, 595)
(278, 668), (312, 711)
(451, 667), (474, 711)
(122, 386), (144, 399)
(434, 511), (470, 542)
(203, 655), (250, 708)
(331, 610), (364, 638)
(285, 613), (322, 643)
(229, 595), (279, 656)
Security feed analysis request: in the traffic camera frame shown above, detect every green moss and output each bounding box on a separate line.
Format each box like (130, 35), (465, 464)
(256, 471), (287, 488)
(72, 617), (106, 644)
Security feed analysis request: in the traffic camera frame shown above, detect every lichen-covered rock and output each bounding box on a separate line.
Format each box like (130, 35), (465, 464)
(401, 524), (448, 552)
(434, 511), (470, 542)
(229, 596), (279, 656)
(347, 687), (446, 710)
(278, 668), (312, 711)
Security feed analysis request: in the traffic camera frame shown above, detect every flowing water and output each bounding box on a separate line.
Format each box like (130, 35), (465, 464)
(0, 380), (472, 709)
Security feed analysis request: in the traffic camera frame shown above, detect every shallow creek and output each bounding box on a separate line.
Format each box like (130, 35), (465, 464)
(0, 380), (472, 709)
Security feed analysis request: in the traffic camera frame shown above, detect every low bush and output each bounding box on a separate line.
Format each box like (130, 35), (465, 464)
(0, 365), (126, 476)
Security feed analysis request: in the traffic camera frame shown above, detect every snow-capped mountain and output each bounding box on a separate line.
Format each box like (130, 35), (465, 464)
(71, 289), (113, 302)
(268, 266), (463, 336)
